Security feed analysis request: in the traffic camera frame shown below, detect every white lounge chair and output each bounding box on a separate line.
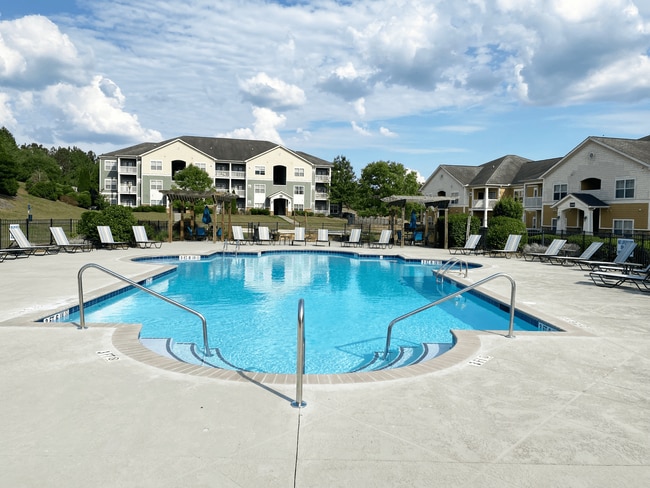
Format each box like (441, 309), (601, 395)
(576, 241), (637, 271)
(50, 227), (92, 253)
(292, 227), (307, 246)
(315, 228), (330, 246)
(257, 226), (273, 245)
(449, 234), (481, 255)
(548, 241), (603, 266)
(369, 229), (392, 249)
(489, 234), (522, 258)
(9, 225), (59, 255)
(342, 228), (362, 248)
(97, 226), (129, 250)
(231, 225), (252, 246)
(132, 225), (163, 249)
(588, 265), (650, 292)
(522, 239), (566, 262)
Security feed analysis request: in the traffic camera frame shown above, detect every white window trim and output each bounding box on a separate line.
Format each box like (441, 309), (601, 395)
(613, 219), (634, 235)
(294, 185), (305, 195)
(615, 178), (635, 199)
(150, 160), (163, 171)
(255, 166), (266, 176)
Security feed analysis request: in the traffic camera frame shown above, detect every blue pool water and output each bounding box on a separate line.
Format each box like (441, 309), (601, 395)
(60, 252), (548, 374)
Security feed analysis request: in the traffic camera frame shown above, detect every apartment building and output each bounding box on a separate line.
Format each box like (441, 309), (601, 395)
(420, 135), (650, 233)
(98, 136), (332, 215)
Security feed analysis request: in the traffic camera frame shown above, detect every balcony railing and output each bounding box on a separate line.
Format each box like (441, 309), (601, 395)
(119, 186), (138, 194)
(119, 166), (137, 174)
(471, 199), (497, 210)
(314, 192), (329, 199)
(315, 175), (330, 183)
(524, 197), (542, 208)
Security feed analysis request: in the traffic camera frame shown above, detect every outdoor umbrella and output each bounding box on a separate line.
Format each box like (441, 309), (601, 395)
(202, 205), (212, 225)
(409, 210), (417, 230)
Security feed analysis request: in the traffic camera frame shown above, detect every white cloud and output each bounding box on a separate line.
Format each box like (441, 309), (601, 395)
(379, 126), (397, 137)
(219, 107), (286, 144)
(0, 93), (16, 127)
(351, 121), (371, 136)
(239, 72), (306, 110)
(353, 98), (366, 117)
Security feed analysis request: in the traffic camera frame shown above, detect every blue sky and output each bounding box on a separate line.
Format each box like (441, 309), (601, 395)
(1, 0), (650, 181)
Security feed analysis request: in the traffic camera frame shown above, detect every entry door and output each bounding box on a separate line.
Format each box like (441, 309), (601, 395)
(274, 198), (286, 216)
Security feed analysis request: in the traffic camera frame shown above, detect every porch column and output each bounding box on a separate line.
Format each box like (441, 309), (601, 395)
(482, 186), (489, 227)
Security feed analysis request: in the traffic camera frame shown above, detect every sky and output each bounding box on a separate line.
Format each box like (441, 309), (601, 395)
(1, 0), (650, 182)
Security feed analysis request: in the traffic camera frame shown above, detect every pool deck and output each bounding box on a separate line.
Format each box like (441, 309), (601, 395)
(1, 241), (649, 487)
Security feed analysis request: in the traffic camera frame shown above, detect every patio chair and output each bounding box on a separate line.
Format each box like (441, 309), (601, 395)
(488, 234), (522, 258)
(232, 225), (252, 246)
(369, 229), (392, 249)
(50, 227), (92, 253)
(315, 228), (330, 246)
(132, 226), (163, 249)
(257, 226), (274, 245)
(547, 241), (603, 266)
(0, 248), (30, 261)
(588, 265), (650, 292)
(576, 241), (637, 271)
(411, 231), (424, 246)
(341, 228), (362, 248)
(186, 225), (207, 240)
(9, 226), (59, 255)
(449, 234), (481, 255)
(522, 239), (567, 262)
(292, 227), (307, 246)
(97, 226), (130, 250)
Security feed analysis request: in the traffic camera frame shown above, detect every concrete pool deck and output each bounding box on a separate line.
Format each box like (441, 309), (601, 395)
(0, 241), (648, 487)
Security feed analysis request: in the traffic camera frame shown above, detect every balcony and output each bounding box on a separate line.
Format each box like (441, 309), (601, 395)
(524, 197), (542, 208)
(314, 192), (329, 200)
(119, 165), (137, 174)
(471, 199), (497, 210)
(315, 174), (330, 183)
(119, 185), (138, 194)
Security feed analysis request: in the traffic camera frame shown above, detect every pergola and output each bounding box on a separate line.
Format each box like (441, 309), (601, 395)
(161, 189), (238, 243)
(381, 195), (452, 247)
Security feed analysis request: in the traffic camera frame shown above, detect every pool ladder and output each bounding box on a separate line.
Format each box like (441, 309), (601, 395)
(434, 257), (468, 282)
(76, 263), (212, 357)
(382, 272), (517, 360)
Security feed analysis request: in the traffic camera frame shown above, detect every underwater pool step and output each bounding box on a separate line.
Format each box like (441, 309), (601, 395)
(352, 342), (454, 373)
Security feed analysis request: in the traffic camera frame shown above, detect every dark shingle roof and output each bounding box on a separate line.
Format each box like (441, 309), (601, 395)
(100, 136), (331, 165)
(469, 155), (530, 186)
(440, 165), (482, 185)
(591, 136), (650, 165)
(513, 157), (562, 183)
(571, 193), (609, 208)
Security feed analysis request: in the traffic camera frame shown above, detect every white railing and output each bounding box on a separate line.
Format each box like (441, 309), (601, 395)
(315, 175), (330, 183)
(119, 166), (137, 174)
(524, 197), (542, 208)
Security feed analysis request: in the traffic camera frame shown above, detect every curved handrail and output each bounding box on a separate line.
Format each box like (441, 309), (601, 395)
(383, 272), (516, 359)
(435, 257), (468, 280)
(77, 263), (211, 357)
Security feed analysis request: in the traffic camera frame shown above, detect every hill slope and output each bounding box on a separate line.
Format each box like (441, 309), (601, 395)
(0, 185), (86, 220)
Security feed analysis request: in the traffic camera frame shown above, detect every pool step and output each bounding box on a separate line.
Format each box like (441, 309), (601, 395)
(141, 338), (453, 373)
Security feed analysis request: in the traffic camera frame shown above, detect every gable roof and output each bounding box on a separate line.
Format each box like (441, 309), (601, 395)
(469, 155), (530, 186)
(590, 136), (650, 167)
(100, 136), (331, 165)
(513, 157), (562, 183)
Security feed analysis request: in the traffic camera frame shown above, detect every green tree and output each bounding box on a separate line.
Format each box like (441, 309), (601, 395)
(0, 127), (20, 196)
(173, 165), (213, 191)
(329, 155), (358, 213)
(493, 196), (523, 220)
(78, 205), (137, 243)
(357, 161), (420, 216)
(17, 143), (62, 183)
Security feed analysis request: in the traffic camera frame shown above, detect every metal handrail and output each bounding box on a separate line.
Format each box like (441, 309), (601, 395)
(435, 257), (469, 280)
(77, 263), (212, 357)
(291, 298), (306, 408)
(383, 272), (516, 359)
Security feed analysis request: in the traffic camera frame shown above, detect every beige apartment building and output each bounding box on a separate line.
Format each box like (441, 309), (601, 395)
(98, 136), (332, 215)
(420, 135), (650, 234)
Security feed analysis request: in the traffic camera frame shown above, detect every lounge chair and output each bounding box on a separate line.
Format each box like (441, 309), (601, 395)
(50, 227), (92, 253)
(9, 226), (59, 255)
(547, 241), (603, 266)
(369, 229), (392, 249)
(342, 228), (362, 248)
(588, 265), (650, 292)
(449, 234), (481, 255)
(315, 228), (330, 246)
(292, 227), (307, 246)
(0, 248), (30, 261)
(411, 231), (424, 246)
(232, 225), (252, 246)
(576, 241), (637, 271)
(489, 234), (522, 258)
(97, 226), (130, 250)
(132, 226), (163, 248)
(257, 226), (274, 245)
(522, 239), (567, 262)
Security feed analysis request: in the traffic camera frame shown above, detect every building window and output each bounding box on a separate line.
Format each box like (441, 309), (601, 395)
(294, 204), (304, 212)
(615, 179), (634, 199)
(255, 166), (265, 176)
(104, 160), (117, 171)
(613, 219), (634, 235)
(450, 192), (459, 204)
(194, 162), (207, 172)
(295, 167), (304, 177)
(104, 178), (117, 191)
(150, 180), (163, 191)
(513, 189), (523, 202)
(254, 184), (265, 194)
(150, 160), (162, 171)
(294, 185), (305, 195)
(553, 184), (567, 201)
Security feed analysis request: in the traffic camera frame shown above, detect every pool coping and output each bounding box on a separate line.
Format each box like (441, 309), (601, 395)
(15, 249), (593, 385)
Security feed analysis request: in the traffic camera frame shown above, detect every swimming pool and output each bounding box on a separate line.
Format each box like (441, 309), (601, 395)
(52, 251), (556, 374)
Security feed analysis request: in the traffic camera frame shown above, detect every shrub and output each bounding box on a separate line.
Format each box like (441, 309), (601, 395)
(250, 208), (270, 215)
(493, 197), (523, 219)
(78, 205), (137, 243)
(486, 216), (528, 250)
(446, 213), (481, 248)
